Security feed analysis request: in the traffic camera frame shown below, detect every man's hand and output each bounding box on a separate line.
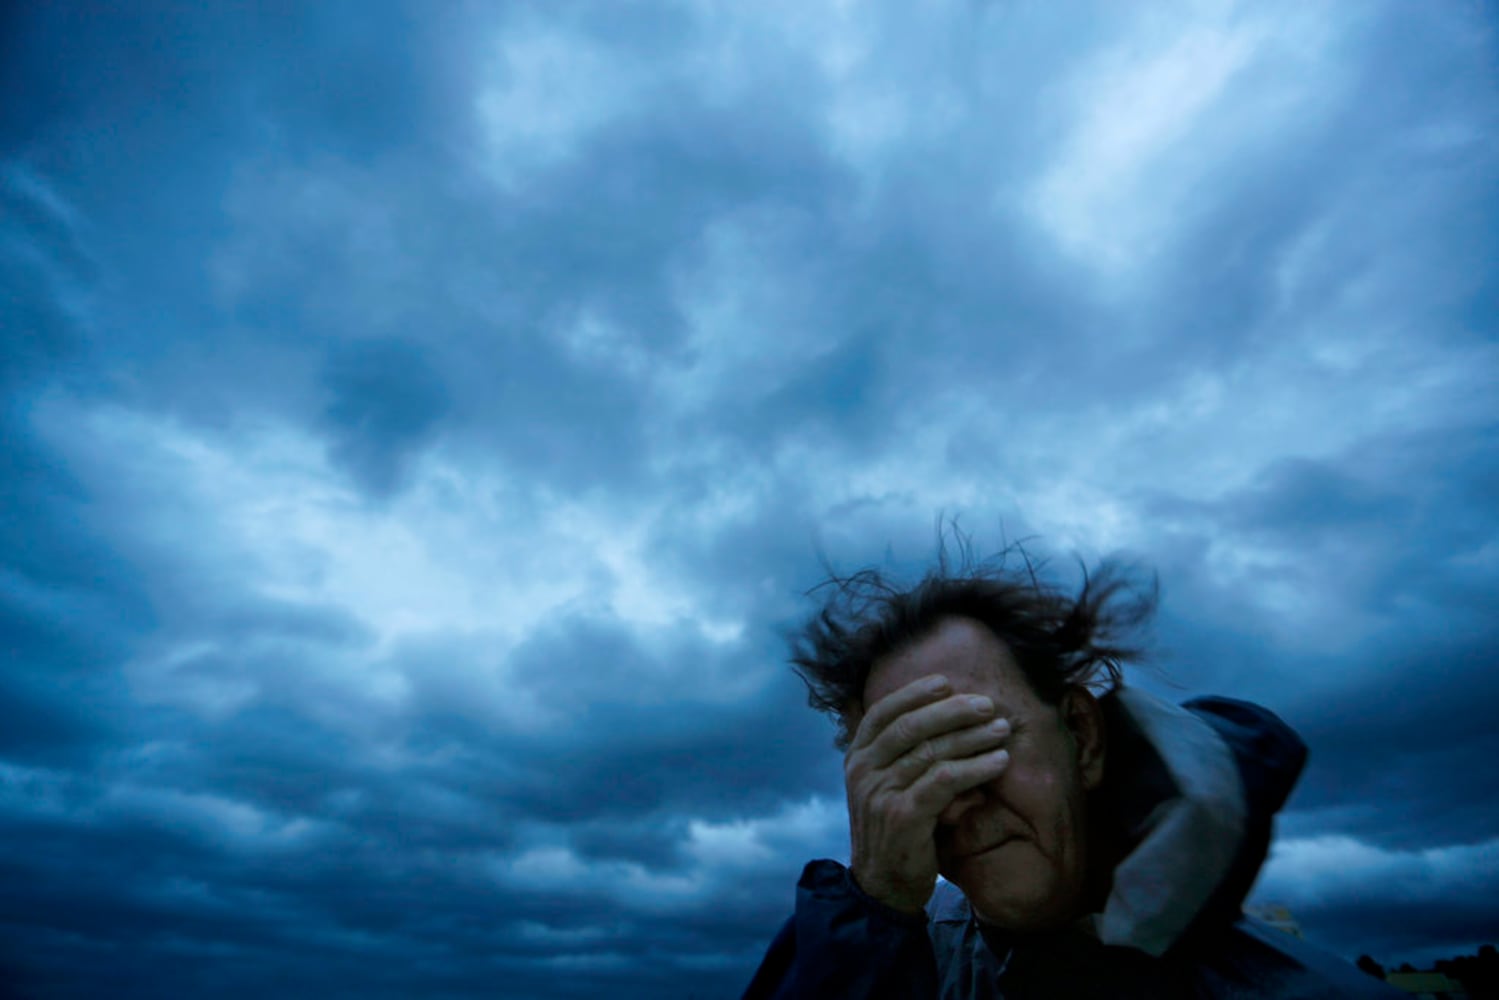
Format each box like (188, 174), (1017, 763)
(844, 675), (1011, 914)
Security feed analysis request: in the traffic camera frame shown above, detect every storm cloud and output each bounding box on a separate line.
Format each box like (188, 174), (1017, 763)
(1, 1), (1495, 996)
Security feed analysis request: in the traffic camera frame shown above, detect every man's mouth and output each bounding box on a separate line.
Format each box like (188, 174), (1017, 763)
(959, 835), (1018, 860)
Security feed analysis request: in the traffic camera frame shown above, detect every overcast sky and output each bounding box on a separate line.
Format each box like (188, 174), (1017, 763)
(2, 2), (1496, 997)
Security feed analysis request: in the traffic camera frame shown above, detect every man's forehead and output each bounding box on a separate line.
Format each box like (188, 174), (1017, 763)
(863, 616), (1028, 705)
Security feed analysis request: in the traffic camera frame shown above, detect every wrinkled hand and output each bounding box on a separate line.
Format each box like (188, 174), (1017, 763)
(844, 675), (1011, 914)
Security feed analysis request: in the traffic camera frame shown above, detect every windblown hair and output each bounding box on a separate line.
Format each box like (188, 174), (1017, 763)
(791, 538), (1159, 749)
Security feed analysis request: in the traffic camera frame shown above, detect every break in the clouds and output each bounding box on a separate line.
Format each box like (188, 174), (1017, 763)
(1, 1), (1495, 996)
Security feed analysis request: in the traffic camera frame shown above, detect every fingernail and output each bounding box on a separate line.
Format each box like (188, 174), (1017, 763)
(967, 695), (994, 715)
(927, 675), (951, 694)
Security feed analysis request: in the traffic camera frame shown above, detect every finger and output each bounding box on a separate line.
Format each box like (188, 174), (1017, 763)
(906, 748), (1010, 818)
(864, 693), (997, 770)
(887, 717), (1011, 789)
(848, 674), (953, 752)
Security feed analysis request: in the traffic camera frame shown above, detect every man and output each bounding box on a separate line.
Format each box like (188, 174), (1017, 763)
(743, 551), (1399, 998)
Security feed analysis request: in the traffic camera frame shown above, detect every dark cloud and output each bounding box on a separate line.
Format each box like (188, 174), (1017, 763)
(1134, 422), (1499, 859)
(397, 615), (840, 824)
(0, 176), (149, 758)
(321, 338), (453, 495)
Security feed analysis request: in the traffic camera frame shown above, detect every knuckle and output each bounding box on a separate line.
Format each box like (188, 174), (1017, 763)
(912, 738), (936, 767)
(909, 785), (943, 815)
(886, 798), (914, 826)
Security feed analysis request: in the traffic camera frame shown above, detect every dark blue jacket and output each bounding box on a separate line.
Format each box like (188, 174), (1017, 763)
(743, 690), (1403, 999)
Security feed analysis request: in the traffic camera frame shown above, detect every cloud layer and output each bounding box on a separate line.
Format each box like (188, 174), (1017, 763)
(2, 1), (1495, 995)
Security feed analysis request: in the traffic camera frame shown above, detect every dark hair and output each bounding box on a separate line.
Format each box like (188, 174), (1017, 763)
(791, 538), (1158, 749)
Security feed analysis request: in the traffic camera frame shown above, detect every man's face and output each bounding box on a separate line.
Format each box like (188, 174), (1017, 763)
(861, 616), (1104, 929)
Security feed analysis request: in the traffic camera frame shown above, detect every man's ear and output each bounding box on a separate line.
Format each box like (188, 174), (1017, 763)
(1061, 686), (1106, 792)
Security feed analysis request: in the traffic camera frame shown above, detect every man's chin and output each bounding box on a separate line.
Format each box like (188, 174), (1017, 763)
(946, 847), (1073, 930)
